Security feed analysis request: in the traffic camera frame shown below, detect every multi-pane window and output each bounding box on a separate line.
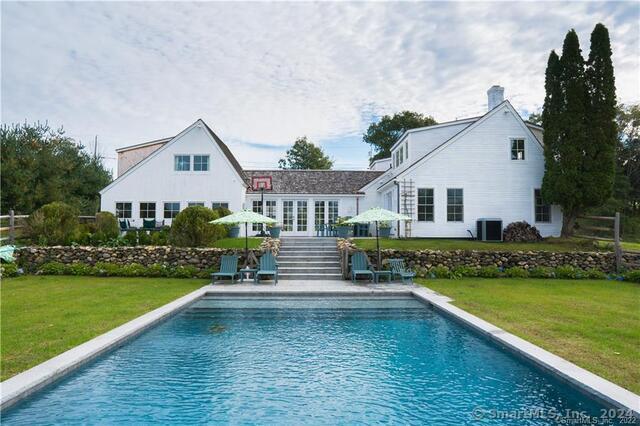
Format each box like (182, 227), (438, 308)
(265, 200), (276, 220)
(447, 189), (464, 222)
(193, 155), (209, 171)
(188, 202), (205, 207)
(315, 201), (325, 226)
(252, 200), (263, 231)
(398, 146), (404, 165)
(328, 201), (339, 224)
(511, 139), (525, 160)
(417, 188), (434, 222)
(139, 202), (156, 219)
(115, 202), (132, 219)
(535, 189), (551, 223)
(164, 202), (180, 219)
(212, 202), (229, 210)
(297, 201), (308, 232)
(174, 155), (190, 171)
(405, 142), (408, 160)
(283, 201), (294, 231)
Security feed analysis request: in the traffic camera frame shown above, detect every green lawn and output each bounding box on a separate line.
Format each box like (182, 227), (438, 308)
(1, 275), (207, 381)
(418, 278), (640, 393)
(211, 237), (263, 249)
(353, 237), (604, 252)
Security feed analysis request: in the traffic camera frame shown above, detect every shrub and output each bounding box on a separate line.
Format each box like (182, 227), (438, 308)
(529, 266), (555, 278)
(94, 212), (119, 241)
(138, 230), (152, 245)
(120, 263), (147, 277)
(584, 268), (607, 280)
(429, 266), (451, 279)
(478, 266), (502, 278)
(502, 221), (542, 243)
(94, 262), (122, 276)
(170, 265), (199, 278)
(150, 229), (169, 246)
(66, 262), (95, 275)
(39, 261), (67, 275)
(169, 206), (222, 247)
(123, 231), (138, 246)
(554, 265), (583, 279)
(0, 263), (19, 278)
(146, 263), (169, 277)
(623, 270), (640, 283)
(26, 202), (79, 245)
(504, 266), (529, 278)
(452, 265), (479, 277)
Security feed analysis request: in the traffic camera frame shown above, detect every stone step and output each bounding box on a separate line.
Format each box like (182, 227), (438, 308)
(279, 273), (343, 280)
(277, 261), (339, 266)
(279, 267), (342, 272)
(279, 251), (339, 256)
(279, 245), (337, 249)
(278, 255), (340, 260)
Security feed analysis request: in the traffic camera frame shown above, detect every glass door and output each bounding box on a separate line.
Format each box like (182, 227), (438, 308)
(282, 200), (310, 236)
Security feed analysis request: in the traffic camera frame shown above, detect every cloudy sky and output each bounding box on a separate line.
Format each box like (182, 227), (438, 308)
(2, 1), (639, 174)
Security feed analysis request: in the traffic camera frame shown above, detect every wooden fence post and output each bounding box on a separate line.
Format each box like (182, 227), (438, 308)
(614, 212), (622, 273)
(9, 209), (15, 244)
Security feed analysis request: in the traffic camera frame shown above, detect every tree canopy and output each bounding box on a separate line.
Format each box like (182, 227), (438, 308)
(1, 122), (112, 214)
(541, 25), (617, 237)
(363, 111), (437, 162)
(278, 137), (333, 170)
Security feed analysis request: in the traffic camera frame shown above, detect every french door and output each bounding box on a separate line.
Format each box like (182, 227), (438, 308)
(282, 200), (309, 236)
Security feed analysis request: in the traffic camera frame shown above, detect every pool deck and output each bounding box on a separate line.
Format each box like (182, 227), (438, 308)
(2, 279), (639, 416)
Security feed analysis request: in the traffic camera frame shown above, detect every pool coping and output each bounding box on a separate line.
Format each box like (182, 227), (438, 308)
(1, 283), (638, 416)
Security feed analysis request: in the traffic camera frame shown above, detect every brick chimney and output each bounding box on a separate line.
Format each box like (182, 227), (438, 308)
(487, 85), (504, 111)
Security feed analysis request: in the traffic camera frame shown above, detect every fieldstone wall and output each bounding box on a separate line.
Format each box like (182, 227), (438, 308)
(361, 249), (640, 273)
(16, 239), (280, 272)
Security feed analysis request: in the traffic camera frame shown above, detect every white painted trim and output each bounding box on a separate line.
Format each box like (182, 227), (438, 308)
(389, 117), (479, 152)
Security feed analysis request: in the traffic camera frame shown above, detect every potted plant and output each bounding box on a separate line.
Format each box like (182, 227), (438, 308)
(228, 223), (240, 238)
(335, 217), (353, 238)
(378, 221), (391, 238)
(268, 223), (281, 238)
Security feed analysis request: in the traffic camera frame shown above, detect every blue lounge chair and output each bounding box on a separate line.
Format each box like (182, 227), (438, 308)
(142, 219), (156, 230)
(255, 251), (278, 284)
(119, 219), (131, 231)
(211, 255), (240, 284)
(388, 258), (416, 284)
(351, 252), (374, 283)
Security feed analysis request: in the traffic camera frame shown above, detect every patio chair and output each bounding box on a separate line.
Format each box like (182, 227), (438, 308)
(119, 219), (131, 231)
(211, 255), (240, 284)
(142, 219), (156, 230)
(350, 251), (374, 283)
(255, 251), (278, 284)
(0, 245), (16, 263)
(388, 258), (416, 284)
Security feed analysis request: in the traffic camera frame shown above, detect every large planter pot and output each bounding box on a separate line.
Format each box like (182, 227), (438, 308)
(336, 225), (353, 238)
(228, 225), (240, 238)
(378, 227), (391, 238)
(269, 226), (281, 238)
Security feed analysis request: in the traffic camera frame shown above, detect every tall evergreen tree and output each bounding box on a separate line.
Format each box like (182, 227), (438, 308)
(584, 23), (617, 207)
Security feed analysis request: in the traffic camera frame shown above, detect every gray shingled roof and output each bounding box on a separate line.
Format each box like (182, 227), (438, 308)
(244, 170), (384, 194)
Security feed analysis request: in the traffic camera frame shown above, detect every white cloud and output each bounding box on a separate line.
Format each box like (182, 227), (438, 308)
(2, 1), (639, 172)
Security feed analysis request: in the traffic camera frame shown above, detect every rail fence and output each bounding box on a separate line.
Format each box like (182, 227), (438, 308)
(0, 210), (96, 244)
(575, 212), (623, 272)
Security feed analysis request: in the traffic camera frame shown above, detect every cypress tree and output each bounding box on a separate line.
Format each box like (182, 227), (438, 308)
(541, 51), (563, 212)
(584, 23), (617, 207)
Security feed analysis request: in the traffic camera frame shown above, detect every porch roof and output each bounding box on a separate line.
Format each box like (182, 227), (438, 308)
(244, 170), (384, 195)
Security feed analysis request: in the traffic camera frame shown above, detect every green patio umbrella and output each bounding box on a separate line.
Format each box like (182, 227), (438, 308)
(345, 207), (411, 269)
(210, 209), (276, 264)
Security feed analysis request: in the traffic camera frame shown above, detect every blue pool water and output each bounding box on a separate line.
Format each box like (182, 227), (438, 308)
(2, 296), (627, 425)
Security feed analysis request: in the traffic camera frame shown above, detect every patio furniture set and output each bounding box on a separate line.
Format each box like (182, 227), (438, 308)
(350, 252), (416, 284)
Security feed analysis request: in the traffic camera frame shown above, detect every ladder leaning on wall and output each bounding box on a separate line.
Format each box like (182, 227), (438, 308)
(400, 179), (415, 238)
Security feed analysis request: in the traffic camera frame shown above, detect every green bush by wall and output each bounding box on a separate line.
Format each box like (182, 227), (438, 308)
(25, 202), (79, 246)
(169, 206), (227, 247)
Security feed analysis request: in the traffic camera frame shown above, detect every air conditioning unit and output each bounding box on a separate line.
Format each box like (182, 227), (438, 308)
(476, 218), (503, 242)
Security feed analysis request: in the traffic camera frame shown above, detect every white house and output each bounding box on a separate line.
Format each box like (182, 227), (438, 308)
(100, 86), (562, 238)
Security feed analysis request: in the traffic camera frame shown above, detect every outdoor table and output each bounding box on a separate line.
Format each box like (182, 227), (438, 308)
(239, 267), (258, 283)
(373, 270), (392, 283)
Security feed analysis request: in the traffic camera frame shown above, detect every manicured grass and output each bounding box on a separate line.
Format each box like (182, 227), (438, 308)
(418, 277), (640, 393)
(353, 237), (603, 252)
(1, 275), (207, 381)
(211, 237), (263, 249)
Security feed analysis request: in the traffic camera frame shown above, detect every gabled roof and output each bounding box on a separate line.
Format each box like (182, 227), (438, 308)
(115, 137), (174, 153)
(244, 170), (384, 195)
(101, 119), (247, 194)
(378, 100), (543, 189)
(389, 116), (480, 152)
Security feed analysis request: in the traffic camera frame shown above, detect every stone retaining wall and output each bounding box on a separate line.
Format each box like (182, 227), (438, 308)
(16, 241), (280, 272)
(361, 249), (640, 273)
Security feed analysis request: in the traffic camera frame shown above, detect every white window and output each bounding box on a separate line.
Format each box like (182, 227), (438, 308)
(265, 200), (276, 220)
(193, 155), (209, 171)
(535, 189), (551, 223)
(212, 202), (229, 210)
(164, 202), (180, 219)
(116, 202), (132, 219)
(174, 155), (190, 171)
(405, 142), (408, 160)
(447, 189), (464, 222)
(139, 202), (156, 219)
(328, 201), (339, 224)
(399, 146), (403, 165)
(188, 202), (205, 207)
(417, 189), (434, 222)
(511, 139), (525, 160)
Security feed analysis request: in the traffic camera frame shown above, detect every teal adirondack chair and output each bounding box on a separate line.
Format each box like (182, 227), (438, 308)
(351, 252), (374, 283)
(0, 245), (16, 263)
(211, 255), (240, 284)
(388, 258), (416, 284)
(255, 251), (278, 284)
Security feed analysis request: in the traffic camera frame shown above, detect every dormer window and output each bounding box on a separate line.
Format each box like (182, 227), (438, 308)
(194, 155), (209, 171)
(511, 139), (525, 160)
(398, 146), (404, 165)
(174, 155), (190, 171)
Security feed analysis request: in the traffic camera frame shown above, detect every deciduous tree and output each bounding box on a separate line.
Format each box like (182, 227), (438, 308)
(278, 137), (333, 170)
(363, 111), (437, 162)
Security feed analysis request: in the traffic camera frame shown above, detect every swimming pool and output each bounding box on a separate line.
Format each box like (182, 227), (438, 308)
(2, 296), (631, 424)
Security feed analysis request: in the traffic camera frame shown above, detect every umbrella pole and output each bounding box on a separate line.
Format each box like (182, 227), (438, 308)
(376, 220), (380, 270)
(245, 222), (249, 267)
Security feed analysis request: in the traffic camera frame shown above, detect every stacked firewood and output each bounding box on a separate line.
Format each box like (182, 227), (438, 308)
(502, 221), (543, 242)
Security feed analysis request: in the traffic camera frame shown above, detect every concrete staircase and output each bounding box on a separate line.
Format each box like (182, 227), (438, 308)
(278, 237), (342, 280)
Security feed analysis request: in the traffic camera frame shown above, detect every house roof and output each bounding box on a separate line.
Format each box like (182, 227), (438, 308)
(115, 137), (174, 153)
(200, 120), (246, 181)
(244, 169), (384, 194)
(389, 116), (481, 152)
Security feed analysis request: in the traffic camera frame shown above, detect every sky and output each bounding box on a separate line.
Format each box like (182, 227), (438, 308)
(2, 1), (639, 175)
